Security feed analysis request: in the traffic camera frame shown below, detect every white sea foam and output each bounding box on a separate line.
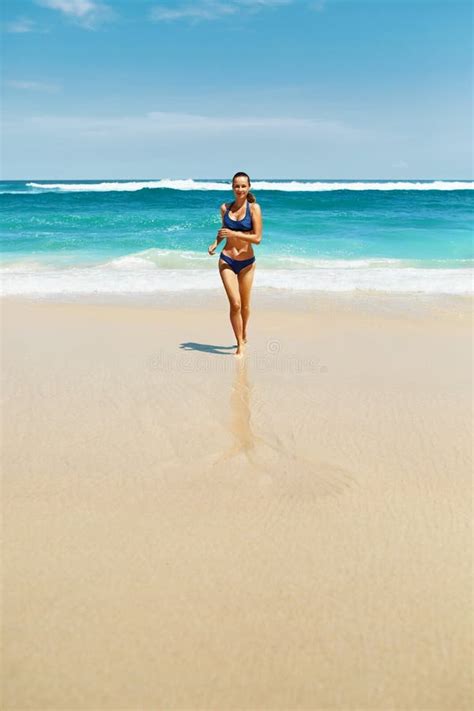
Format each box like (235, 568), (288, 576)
(100, 250), (419, 271)
(1, 258), (472, 296)
(22, 179), (474, 194)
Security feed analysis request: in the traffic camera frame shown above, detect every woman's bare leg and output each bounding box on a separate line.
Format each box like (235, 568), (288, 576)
(238, 263), (256, 343)
(219, 262), (245, 355)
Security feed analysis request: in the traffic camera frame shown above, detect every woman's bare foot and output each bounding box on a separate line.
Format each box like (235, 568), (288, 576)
(235, 341), (246, 358)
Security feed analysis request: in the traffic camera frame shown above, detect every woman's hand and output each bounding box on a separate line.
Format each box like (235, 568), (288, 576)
(217, 228), (232, 239)
(208, 242), (217, 255)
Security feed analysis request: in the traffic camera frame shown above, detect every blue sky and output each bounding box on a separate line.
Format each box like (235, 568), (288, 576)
(1, 0), (472, 179)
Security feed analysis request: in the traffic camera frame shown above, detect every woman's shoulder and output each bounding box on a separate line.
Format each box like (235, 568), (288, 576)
(220, 202), (231, 212)
(250, 201), (261, 211)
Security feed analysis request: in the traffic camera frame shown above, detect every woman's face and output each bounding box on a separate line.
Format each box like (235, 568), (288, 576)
(232, 178), (250, 199)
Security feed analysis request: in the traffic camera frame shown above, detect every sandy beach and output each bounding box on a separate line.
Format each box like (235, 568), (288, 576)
(1, 291), (472, 710)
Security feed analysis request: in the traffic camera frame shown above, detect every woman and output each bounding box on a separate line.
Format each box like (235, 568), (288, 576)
(208, 172), (263, 358)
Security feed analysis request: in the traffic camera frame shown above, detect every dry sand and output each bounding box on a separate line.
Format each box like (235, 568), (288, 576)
(1, 292), (472, 710)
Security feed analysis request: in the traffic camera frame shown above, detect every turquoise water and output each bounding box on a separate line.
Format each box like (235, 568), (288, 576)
(1, 179), (473, 295)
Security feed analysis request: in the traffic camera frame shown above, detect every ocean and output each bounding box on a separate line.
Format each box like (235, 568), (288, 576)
(1, 179), (473, 298)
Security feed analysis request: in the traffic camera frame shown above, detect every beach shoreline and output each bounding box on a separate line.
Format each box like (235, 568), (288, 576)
(2, 292), (472, 709)
(1, 285), (472, 313)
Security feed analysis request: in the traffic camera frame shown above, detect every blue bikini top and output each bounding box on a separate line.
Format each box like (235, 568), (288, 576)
(224, 200), (253, 231)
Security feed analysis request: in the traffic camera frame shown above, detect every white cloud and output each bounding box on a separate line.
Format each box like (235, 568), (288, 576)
(5, 80), (61, 92)
(309, 0), (326, 11)
(3, 110), (363, 141)
(240, 0), (292, 7)
(150, 0), (292, 22)
(35, 0), (115, 29)
(5, 17), (38, 33)
(151, 2), (235, 21)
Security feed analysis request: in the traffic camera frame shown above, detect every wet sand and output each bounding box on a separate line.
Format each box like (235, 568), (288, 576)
(1, 292), (472, 709)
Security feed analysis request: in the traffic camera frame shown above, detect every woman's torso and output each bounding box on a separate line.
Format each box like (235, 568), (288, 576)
(221, 201), (255, 259)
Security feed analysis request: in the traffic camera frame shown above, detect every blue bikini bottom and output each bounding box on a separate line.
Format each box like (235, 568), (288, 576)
(219, 253), (256, 275)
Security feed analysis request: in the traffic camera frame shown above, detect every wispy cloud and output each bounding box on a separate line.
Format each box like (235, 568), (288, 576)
(241, 0), (292, 7)
(145, 110), (325, 130)
(151, 2), (234, 21)
(248, 0), (292, 6)
(309, 0), (326, 11)
(150, 0), (292, 22)
(4, 17), (39, 33)
(35, 0), (116, 29)
(3, 110), (363, 141)
(5, 80), (61, 92)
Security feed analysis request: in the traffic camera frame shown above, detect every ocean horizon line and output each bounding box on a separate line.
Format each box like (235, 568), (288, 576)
(2, 176), (473, 182)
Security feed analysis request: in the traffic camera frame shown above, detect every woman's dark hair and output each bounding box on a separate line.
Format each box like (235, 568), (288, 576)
(232, 171), (256, 203)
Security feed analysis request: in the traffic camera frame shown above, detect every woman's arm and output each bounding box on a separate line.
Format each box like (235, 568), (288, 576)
(216, 203), (227, 244)
(219, 230), (259, 245)
(208, 203), (228, 255)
